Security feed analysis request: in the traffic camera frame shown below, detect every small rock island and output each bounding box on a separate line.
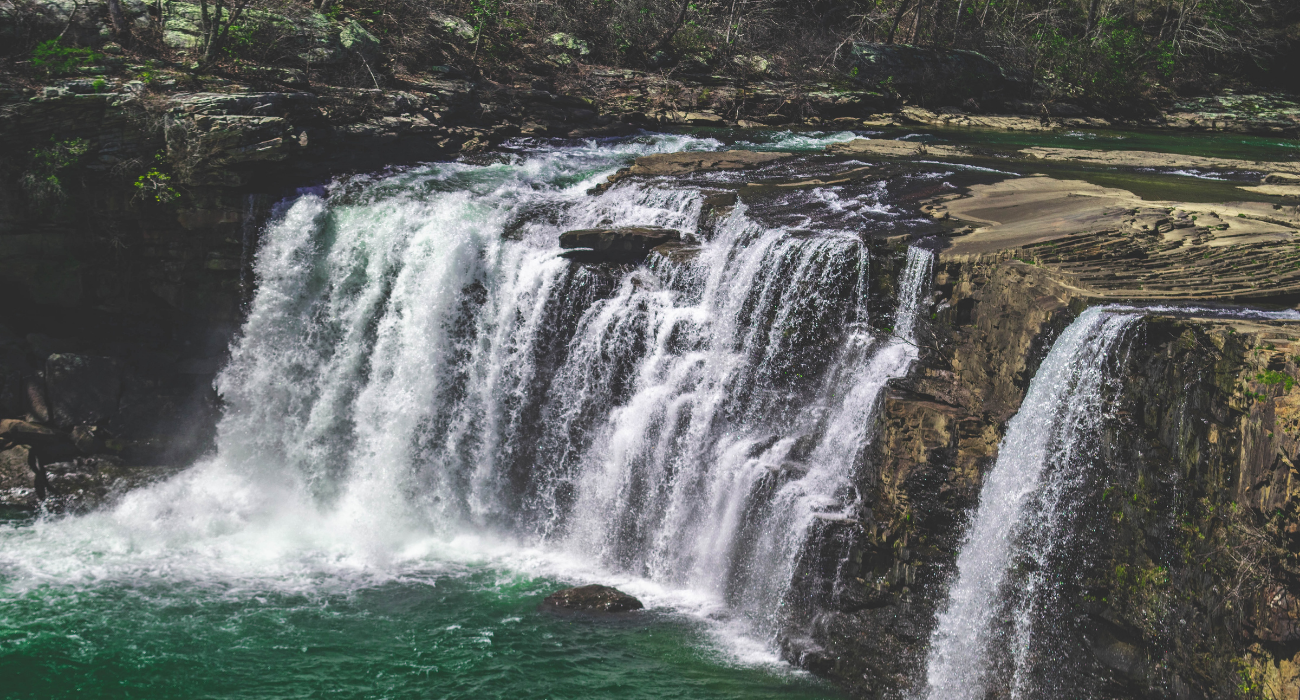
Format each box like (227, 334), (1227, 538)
(542, 585), (645, 613)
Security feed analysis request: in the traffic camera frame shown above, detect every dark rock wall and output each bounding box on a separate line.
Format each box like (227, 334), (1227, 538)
(0, 77), (638, 509)
(782, 257), (1083, 696)
(792, 256), (1300, 700)
(1084, 318), (1300, 699)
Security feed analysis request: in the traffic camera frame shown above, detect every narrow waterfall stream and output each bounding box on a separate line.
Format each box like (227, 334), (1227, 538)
(922, 307), (1143, 699)
(921, 304), (1300, 699)
(0, 134), (934, 697)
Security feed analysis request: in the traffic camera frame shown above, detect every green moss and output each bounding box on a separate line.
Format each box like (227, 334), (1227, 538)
(20, 137), (90, 210)
(1255, 369), (1293, 391)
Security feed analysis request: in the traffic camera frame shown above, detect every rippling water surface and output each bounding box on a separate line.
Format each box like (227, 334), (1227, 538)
(1, 504), (839, 698)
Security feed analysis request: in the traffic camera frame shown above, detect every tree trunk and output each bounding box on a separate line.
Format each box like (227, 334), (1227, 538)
(654, 0), (692, 54)
(909, 0), (932, 44)
(887, 0), (911, 43)
(1085, 0), (1103, 36)
(106, 0), (132, 45)
(927, 0), (945, 44)
(56, 0), (80, 41)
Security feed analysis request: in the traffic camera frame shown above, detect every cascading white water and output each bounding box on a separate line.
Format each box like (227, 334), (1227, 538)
(551, 235), (933, 635)
(922, 307), (1141, 700)
(219, 138), (935, 641)
(0, 134), (933, 663)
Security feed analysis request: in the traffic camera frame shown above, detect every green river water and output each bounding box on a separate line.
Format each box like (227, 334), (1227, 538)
(0, 506), (840, 700)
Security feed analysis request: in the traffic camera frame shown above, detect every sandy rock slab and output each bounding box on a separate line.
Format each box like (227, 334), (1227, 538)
(824, 139), (1300, 178)
(825, 138), (967, 159)
(929, 175), (1300, 303)
(1019, 146), (1300, 175)
(931, 175), (1300, 256)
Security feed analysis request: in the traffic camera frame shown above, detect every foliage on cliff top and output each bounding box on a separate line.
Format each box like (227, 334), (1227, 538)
(1, 0), (1296, 110)
(30, 40), (103, 77)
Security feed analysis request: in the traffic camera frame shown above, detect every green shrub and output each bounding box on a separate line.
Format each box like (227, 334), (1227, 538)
(31, 40), (102, 77)
(1034, 18), (1168, 107)
(20, 137), (90, 208)
(1256, 370), (1294, 391)
(134, 154), (180, 206)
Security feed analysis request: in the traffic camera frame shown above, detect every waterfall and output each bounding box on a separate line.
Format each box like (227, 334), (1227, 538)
(552, 244), (932, 634)
(217, 139), (934, 640)
(922, 307), (1141, 699)
(1, 136), (933, 661)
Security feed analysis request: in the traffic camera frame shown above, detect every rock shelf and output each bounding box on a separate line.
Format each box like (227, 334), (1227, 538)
(928, 175), (1300, 302)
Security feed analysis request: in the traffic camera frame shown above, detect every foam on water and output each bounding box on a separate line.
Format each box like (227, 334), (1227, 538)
(734, 129), (873, 152)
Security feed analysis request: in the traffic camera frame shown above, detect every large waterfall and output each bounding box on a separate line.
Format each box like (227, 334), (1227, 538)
(0, 134), (932, 673)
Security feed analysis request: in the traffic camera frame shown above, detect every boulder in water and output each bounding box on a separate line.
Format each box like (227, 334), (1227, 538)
(542, 584), (644, 613)
(560, 226), (681, 264)
(0, 444), (36, 490)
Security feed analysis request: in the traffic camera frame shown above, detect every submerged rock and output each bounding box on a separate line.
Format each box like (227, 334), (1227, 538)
(646, 241), (702, 267)
(38, 458), (182, 513)
(542, 584), (644, 613)
(560, 226), (681, 264)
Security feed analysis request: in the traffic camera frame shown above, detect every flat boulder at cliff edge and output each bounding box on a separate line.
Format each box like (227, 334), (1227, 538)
(559, 226), (681, 264)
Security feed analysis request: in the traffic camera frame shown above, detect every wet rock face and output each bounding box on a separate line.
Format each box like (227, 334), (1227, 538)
(45, 354), (123, 429)
(542, 584), (644, 613)
(38, 457), (182, 513)
(782, 259), (1082, 697)
(559, 226), (681, 264)
(788, 251), (1300, 699)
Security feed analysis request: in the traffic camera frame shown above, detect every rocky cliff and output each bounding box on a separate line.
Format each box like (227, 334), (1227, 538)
(785, 252), (1300, 699)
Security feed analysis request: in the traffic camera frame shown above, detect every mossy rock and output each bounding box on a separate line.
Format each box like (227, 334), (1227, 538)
(547, 33), (589, 56)
(339, 20), (379, 59)
(162, 3), (341, 64)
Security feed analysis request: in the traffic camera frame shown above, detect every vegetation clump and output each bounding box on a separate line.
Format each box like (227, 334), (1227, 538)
(31, 40), (103, 77)
(1256, 369), (1294, 391)
(20, 137), (90, 209)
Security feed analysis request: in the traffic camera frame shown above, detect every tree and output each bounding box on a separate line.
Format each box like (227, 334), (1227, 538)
(197, 0), (249, 67)
(105, 0), (132, 46)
